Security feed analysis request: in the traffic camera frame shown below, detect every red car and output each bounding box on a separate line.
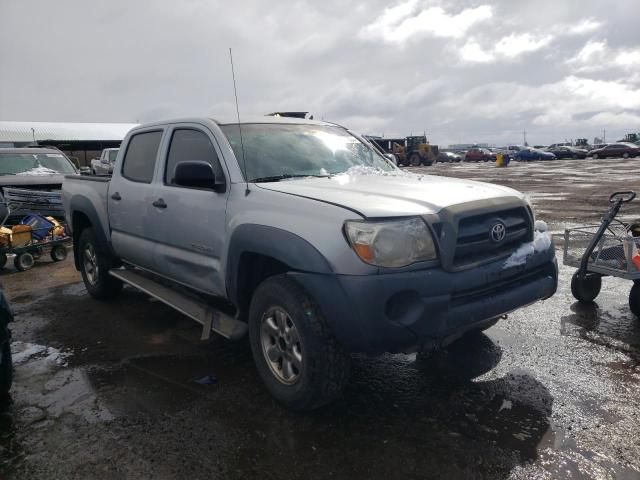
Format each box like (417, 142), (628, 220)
(464, 148), (492, 162)
(590, 143), (640, 159)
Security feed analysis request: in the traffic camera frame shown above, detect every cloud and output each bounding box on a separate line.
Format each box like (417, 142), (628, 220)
(567, 39), (640, 73)
(567, 18), (602, 35)
(459, 40), (495, 63)
(360, 1), (493, 44)
(494, 33), (553, 58)
(459, 32), (552, 63)
(0, 0), (638, 146)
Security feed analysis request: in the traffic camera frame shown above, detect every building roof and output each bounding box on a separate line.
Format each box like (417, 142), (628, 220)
(0, 121), (139, 142)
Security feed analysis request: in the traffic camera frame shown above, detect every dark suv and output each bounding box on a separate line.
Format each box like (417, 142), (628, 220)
(590, 143), (640, 159)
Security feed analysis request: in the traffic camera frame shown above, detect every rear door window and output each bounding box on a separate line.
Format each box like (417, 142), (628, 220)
(165, 128), (224, 186)
(121, 131), (163, 183)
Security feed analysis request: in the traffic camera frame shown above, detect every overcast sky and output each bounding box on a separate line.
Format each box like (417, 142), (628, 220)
(1, 0), (638, 146)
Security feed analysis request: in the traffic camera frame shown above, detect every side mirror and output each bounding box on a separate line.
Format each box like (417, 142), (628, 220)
(101, 157), (110, 164)
(384, 153), (397, 165)
(79, 166), (91, 175)
(174, 161), (225, 192)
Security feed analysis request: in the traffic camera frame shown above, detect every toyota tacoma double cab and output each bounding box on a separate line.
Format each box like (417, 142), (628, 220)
(62, 117), (557, 410)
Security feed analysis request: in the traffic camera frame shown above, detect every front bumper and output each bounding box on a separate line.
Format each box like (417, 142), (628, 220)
(292, 246), (557, 355)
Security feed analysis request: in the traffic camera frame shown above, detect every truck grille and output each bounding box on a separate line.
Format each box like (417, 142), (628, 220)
(452, 207), (531, 268)
(0, 187), (65, 224)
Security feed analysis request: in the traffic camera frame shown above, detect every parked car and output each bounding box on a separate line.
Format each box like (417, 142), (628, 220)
(590, 143), (640, 159)
(0, 286), (13, 395)
(464, 147), (492, 162)
(0, 148), (79, 221)
(514, 147), (556, 161)
(440, 151), (461, 163)
(546, 146), (588, 159)
(63, 117), (557, 410)
(90, 148), (119, 175)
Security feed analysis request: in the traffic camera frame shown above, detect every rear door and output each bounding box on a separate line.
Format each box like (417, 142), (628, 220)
(146, 123), (229, 295)
(109, 128), (165, 271)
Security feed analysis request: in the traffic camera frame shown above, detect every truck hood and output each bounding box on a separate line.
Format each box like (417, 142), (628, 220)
(256, 172), (525, 217)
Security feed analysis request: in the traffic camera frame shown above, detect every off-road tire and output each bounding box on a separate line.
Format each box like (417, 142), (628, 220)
(629, 283), (640, 318)
(0, 339), (12, 395)
(248, 274), (351, 411)
(571, 271), (601, 303)
(78, 228), (122, 300)
(14, 252), (34, 272)
(409, 153), (422, 167)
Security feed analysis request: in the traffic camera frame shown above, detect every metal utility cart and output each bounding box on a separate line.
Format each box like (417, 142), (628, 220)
(563, 191), (640, 316)
(0, 188), (70, 272)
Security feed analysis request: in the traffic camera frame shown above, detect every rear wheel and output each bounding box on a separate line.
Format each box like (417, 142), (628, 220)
(14, 252), (34, 272)
(78, 228), (122, 299)
(571, 271), (601, 303)
(0, 339), (11, 395)
(623, 152), (630, 159)
(409, 153), (421, 166)
(248, 275), (350, 411)
(593, 153), (599, 159)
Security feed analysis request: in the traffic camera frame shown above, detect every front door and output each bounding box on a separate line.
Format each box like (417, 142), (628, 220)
(147, 124), (229, 296)
(109, 129), (164, 271)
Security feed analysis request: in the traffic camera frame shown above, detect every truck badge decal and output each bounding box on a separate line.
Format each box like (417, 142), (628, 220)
(490, 222), (506, 243)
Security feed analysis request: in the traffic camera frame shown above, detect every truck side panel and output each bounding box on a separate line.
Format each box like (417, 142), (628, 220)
(62, 176), (112, 267)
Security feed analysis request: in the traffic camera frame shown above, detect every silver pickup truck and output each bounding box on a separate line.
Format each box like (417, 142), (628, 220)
(62, 116), (557, 410)
(90, 148), (119, 175)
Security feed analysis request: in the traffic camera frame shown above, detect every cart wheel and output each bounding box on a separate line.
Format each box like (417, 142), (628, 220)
(14, 252), (35, 272)
(629, 283), (640, 318)
(50, 245), (68, 262)
(571, 271), (601, 303)
(0, 253), (6, 269)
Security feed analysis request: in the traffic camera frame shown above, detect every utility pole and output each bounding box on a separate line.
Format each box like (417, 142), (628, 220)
(523, 129), (527, 146)
(603, 128), (606, 143)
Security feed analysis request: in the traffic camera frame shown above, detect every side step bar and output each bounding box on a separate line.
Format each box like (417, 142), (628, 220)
(109, 268), (247, 341)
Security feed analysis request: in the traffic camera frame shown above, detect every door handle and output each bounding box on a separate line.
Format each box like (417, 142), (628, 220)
(111, 192), (121, 201)
(152, 198), (167, 209)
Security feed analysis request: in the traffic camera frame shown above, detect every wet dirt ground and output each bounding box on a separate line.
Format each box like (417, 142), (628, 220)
(1, 158), (640, 479)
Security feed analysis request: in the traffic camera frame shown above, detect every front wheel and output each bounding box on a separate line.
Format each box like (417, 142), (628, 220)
(78, 228), (122, 299)
(593, 153), (599, 159)
(248, 275), (350, 411)
(623, 152), (630, 159)
(409, 153), (421, 166)
(571, 271), (601, 303)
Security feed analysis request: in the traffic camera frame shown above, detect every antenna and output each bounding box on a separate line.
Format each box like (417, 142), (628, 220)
(229, 48), (250, 196)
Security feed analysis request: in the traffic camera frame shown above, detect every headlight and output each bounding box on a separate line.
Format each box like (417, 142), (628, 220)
(344, 217), (437, 267)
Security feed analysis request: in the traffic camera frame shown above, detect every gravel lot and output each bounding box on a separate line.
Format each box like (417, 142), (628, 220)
(1, 158), (639, 479)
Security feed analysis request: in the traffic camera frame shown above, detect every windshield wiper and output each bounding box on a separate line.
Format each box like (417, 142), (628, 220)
(252, 174), (330, 183)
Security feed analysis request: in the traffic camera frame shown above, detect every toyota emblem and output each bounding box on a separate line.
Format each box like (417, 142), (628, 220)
(490, 222), (506, 243)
